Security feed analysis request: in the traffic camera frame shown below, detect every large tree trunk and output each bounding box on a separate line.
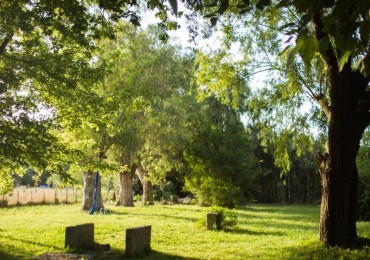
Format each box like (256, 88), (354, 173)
(136, 164), (154, 205)
(317, 66), (369, 247)
(117, 164), (136, 207)
(312, 11), (370, 248)
(81, 170), (104, 211)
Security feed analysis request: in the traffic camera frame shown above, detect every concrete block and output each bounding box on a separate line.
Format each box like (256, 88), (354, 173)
(125, 225), (151, 257)
(65, 223), (94, 249)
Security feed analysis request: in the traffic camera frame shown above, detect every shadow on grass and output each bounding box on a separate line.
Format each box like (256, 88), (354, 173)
(226, 227), (285, 236)
(92, 248), (199, 259)
(1, 234), (60, 251)
(0, 244), (25, 260)
(240, 204), (319, 218)
(285, 237), (370, 260)
(126, 212), (198, 222)
(238, 218), (317, 232)
(104, 209), (127, 215)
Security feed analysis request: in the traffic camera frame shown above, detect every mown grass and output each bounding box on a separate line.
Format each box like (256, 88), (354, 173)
(0, 203), (369, 259)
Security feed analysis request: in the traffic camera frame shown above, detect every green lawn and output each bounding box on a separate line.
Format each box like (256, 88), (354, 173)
(0, 203), (369, 259)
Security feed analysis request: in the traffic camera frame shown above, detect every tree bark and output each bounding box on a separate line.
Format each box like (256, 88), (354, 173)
(311, 10), (370, 247)
(117, 164), (136, 207)
(136, 163), (154, 205)
(317, 66), (369, 247)
(81, 170), (104, 211)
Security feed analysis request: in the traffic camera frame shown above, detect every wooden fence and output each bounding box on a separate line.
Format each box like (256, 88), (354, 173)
(0, 187), (82, 207)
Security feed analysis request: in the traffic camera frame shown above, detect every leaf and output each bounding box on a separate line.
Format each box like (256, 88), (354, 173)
(339, 51), (351, 72)
(286, 36), (304, 72)
(168, 0), (178, 16)
(299, 36), (319, 65)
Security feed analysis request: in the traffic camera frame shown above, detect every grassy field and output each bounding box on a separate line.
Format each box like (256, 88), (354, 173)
(0, 203), (369, 259)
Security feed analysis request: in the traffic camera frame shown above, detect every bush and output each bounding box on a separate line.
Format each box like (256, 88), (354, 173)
(197, 207), (238, 231)
(212, 206), (238, 230)
(134, 194), (142, 203)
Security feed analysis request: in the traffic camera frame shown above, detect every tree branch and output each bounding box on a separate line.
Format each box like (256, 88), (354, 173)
(311, 11), (339, 80)
(295, 71), (332, 120)
(0, 32), (13, 55)
(238, 68), (279, 80)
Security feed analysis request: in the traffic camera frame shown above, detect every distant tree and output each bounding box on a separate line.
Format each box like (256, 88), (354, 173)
(98, 25), (195, 206)
(184, 96), (256, 207)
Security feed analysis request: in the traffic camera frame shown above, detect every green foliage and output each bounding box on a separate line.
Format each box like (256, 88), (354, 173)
(153, 181), (177, 201)
(194, 51), (249, 111)
(358, 175), (370, 221)
(0, 0), (115, 174)
(97, 24), (197, 184)
(184, 97), (256, 207)
(211, 206), (239, 230)
(357, 131), (370, 220)
(0, 171), (13, 196)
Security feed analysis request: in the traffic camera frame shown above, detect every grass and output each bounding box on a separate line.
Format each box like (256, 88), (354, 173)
(0, 203), (369, 259)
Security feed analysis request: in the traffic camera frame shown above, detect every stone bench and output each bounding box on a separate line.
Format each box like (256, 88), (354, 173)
(125, 225), (152, 257)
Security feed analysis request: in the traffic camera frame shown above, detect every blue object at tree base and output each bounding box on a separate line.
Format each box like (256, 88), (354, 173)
(89, 171), (100, 215)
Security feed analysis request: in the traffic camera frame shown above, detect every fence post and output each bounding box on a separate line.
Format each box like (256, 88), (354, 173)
(66, 189), (68, 203)
(17, 190), (19, 206)
(30, 190), (33, 205)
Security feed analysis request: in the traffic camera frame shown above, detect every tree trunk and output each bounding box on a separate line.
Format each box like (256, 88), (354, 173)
(318, 130), (360, 247)
(312, 11), (370, 248)
(117, 164), (136, 207)
(317, 67), (368, 247)
(81, 170), (104, 211)
(136, 164), (154, 205)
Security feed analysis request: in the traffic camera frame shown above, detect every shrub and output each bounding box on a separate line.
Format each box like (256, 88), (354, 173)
(197, 207), (238, 231)
(134, 194), (142, 203)
(212, 206), (238, 230)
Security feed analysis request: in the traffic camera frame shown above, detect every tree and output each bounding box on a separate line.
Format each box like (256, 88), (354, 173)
(0, 0), (122, 193)
(180, 0), (370, 247)
(184, 96), (256, 207)
(0, 0), (150, 191)
(98, 25), (195, 206)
